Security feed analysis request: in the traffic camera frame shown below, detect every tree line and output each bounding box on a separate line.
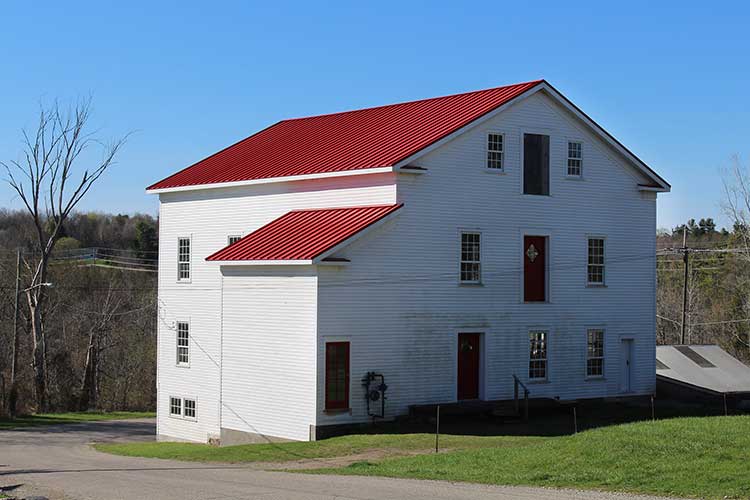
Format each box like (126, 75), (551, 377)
(0, 211), (158, 416)
(657, 216), (750, 363)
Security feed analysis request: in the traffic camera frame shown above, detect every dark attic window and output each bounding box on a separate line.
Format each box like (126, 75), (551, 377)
(523, 133), (550, 195)
(675, 346), (715, 368)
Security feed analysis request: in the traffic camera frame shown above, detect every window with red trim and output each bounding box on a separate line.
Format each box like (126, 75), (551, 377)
(325, 342), (350, 410)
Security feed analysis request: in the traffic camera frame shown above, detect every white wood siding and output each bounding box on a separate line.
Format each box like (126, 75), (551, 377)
(220, 266), (317, 441)
(156, 173), (396, 442)
(316, 91), (657, 426)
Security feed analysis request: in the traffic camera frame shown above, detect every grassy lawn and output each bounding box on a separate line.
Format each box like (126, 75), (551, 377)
(96, 415), (750, 499)
(0, 411), (155, 430)
(95, 433), (540, 463)
(313, 416), (750, 500)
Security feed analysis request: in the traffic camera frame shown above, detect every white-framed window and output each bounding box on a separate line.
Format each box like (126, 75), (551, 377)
(586, 329), (605, 378)
(169, 396), (196, 420)
(183, 398), (196, 419)
(228, 235), (242, 245)
(177, 237), (191, 281)
(487, 133), (504, 170)
(587, 238), (605, 285)
(528, 330), (548, 380)
(460, 232), (481, 283)
(176, 321), (189, 366)
(169, 396), (182, 416)
(567, 141), (582, 177)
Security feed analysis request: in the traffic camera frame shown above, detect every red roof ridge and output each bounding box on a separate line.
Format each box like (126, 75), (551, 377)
(281, 79), (545, 122)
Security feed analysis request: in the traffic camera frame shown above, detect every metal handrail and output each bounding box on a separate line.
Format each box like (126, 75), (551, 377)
(513, 374), (530, 421)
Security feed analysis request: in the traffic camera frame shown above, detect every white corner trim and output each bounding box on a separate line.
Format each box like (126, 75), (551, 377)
(146, 166), (395, 194)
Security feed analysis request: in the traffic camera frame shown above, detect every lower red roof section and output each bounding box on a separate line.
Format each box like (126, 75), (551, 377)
(206, 204), (403, 262)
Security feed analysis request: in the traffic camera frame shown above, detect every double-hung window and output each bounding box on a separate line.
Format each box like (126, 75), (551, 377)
(460, 232), (481, 284)
(178, 237), (191, 281)
(528, 330), (548, 380)
(587, 238), (605, 285)
(176, 322), (189, 366)
(586, 329), (604, 377)
(567, 141), (582, 177)
(487, 133), (504, 170)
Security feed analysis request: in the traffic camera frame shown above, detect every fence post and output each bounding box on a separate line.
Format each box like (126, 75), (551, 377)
(651, 395), (655, 421)
(435, 405), (440, 453)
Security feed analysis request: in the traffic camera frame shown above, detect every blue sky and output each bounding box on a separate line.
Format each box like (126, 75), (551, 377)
(1, 1), (748, 230)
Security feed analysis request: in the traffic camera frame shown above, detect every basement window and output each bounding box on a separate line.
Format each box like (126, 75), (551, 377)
(567, 141), (582, 177)
(529, 330), (548, 380)
(176, 322), (189, 366)
(487, 133), (504, 170)
(460, 232), (481, 284)
(169, 396), (196, 420)
(183, 399), (196, 419)
(586, 329), (604, 377)
(169, 397), (182, 416)
(325, 342), (350, 411)
(177, 237), (191, 281)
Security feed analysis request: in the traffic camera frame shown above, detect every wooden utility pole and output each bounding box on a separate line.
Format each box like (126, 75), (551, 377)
(681, 228), (689, 345)
(8, 248), (21, 417)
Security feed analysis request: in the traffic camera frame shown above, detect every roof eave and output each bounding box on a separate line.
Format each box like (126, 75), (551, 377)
(146, 166), (395, 194)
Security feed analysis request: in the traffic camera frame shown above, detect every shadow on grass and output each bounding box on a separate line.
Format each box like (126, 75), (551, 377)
(347, 397), (744, 438)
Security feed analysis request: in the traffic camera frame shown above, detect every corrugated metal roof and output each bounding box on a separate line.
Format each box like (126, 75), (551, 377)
(656, 345), (750, 394)
(206, 204), (403, 262)
(148, 81), (543, 190)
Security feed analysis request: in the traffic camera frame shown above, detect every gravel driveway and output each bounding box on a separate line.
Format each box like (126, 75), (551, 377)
(0, 419), (685, 500)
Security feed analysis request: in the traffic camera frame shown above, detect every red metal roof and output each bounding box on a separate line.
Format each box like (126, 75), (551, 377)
(148, 81), (543, 190)
(206, 204), (403, 262)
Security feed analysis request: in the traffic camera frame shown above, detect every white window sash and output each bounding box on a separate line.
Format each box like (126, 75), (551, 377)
(487, 133), (504, 170)
(586, 329), (605, 377)
(177, 237), (191, 282)
(459, 232), (481, 283)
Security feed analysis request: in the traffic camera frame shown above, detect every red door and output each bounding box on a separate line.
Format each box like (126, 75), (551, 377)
(524, 236), (546, 302)
(457, 333), (480, 400)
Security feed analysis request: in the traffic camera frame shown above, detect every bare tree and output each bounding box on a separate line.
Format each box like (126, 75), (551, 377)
(722, 155), (750, 351)
(1, 99), (127, 412)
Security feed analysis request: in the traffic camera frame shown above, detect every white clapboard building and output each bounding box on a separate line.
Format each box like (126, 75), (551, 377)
(147, 80), (670, 443)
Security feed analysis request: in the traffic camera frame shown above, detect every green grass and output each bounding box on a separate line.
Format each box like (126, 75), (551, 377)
(314, 416), (750, 500)
(0, 411), (155, 430)
(95, 433), (540, 463)
(94, 415), (750, 499)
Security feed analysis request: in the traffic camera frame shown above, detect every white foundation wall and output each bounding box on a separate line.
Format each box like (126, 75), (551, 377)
(156, 173), (397, 442)
(220, 267), (317, 442)
(316, 91), (658, 427)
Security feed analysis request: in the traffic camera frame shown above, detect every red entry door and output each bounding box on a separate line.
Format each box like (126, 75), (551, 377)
(457, 333), (480, 400)
(524, 236), (546, 302)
